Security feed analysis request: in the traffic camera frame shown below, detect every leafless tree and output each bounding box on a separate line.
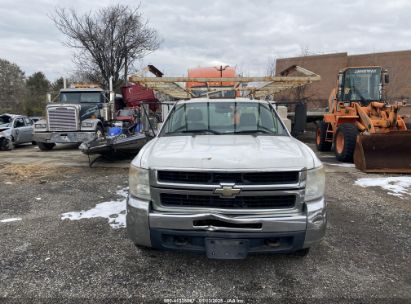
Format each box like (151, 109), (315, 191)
(51, 4), (160, 90)
(265, 56), (276, 77)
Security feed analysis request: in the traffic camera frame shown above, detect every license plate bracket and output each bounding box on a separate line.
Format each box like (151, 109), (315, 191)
(205, 238), (249, 259)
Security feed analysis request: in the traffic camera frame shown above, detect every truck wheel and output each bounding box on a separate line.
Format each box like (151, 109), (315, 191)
(334, 123), (358, 162)
(37, 142), (56, 151)
(290, 248), (310, 257)
(316, 121), (332, 151)
(134, 243), (156, 252)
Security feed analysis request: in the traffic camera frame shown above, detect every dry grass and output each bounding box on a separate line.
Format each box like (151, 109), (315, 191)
(0, 164), (81, 181)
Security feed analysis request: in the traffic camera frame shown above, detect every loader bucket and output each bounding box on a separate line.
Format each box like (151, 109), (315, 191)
(354, 131), (411, 173)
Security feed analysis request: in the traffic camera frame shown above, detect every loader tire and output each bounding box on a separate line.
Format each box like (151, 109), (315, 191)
(334, 123), (358, 162)
(37, 142), (55, 151)
(316, 121), (332, 151)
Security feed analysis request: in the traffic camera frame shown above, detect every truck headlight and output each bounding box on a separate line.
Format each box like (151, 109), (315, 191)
(35, 124), (47, 129)
(305, 166), (325, 201)
(129, 165), (151, 200)
(81, 122), (94, 128)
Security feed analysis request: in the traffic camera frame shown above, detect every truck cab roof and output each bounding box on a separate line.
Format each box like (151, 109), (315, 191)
(60, 88), (105, 93)
(176, 98), (267, 104)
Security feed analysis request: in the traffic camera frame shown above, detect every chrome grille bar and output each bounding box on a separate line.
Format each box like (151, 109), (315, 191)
(47, 106), (78, 131)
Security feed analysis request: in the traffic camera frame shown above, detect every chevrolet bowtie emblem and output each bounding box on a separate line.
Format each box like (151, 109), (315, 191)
(214, 184), (241, 198)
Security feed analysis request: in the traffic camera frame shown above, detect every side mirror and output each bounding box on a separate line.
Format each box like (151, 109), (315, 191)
(46, 93), (52, 103)
(384, 74), (390, 84)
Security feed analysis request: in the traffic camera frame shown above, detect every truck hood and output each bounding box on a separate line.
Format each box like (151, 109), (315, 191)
(134, 135), (321, 170)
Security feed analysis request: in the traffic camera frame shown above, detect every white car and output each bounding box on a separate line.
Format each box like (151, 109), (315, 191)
(126, 98), (326, 259)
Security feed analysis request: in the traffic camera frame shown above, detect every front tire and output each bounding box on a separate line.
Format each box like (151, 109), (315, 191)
(316, 121), (332, 151)
(290, 248), (310, 257)
(134, 243), (156, 254)
(334, 123), (358, 162)
(0, 138), (13, 151)
(37, 142), (56, 151)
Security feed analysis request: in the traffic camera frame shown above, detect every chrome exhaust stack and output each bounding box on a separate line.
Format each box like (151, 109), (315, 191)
(102, 76), (115, 122)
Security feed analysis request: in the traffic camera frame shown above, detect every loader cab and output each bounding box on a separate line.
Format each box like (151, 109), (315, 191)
(337, 67), (387, 105)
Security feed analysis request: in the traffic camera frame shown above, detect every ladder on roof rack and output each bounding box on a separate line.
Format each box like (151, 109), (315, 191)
(128, 65), (320, 100)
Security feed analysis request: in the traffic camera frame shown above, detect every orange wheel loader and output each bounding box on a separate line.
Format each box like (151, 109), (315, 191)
(316, 66), (411, 173)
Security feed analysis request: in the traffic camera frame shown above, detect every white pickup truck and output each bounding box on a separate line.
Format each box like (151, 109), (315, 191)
(126, 98), (326, 259)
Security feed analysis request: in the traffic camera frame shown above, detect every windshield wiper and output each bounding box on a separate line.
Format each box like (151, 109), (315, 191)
(181, 129), (221, 135)
(231, 129), (275, 135)
(165, 128), (221, 135)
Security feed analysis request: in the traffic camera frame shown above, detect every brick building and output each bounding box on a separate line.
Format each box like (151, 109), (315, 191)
(275, 50), (411, 109)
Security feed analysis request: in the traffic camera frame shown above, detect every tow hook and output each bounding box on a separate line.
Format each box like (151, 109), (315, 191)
(265, 239), (281, 247)
(174, 236), (189, 246)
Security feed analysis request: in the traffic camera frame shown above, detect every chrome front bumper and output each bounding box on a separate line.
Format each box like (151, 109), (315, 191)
(33, 131), (96, 144)
(126, 195), (326, 250)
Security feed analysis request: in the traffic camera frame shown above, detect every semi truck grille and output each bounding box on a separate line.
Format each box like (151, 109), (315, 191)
(160, 193), (295, 209)
(157, 171), (299, 185)
(47, 107), (78, 131)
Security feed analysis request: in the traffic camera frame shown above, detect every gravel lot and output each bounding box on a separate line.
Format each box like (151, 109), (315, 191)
(0, 144), (410, 303)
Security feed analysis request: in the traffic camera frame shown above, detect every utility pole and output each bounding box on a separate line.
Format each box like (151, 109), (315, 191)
(216, 65), (229, 87)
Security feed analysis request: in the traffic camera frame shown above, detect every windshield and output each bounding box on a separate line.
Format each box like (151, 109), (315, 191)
(160, 101), (287, 136)
(59, 92), (103, 104)
(341, 68), (382, 102)
(0, 115), (12, 127)
(117, 109), (136, 116)
(191, 86), (237, 98)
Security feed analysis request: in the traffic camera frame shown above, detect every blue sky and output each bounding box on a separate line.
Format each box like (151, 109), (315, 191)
(0, 0), (410, 80)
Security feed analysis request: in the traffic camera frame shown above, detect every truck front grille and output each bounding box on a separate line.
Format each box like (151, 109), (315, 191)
(47, 107), (78, 131)
(160, 193), (295, 209)
(157, 171), (299, 185)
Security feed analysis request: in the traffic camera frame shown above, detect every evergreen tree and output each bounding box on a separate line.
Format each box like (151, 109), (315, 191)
(24, 72), (50, 116)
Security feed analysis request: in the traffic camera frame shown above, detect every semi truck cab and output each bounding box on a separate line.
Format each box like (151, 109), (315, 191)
(33, 85), (112, 151)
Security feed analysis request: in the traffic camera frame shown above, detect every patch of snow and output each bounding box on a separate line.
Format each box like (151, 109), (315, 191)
(1, 217), (22, 223)
(4, 181), (13, 185)
(326, 163), (356, 168)
(35, 197), (41, 201)
(61, 187), (128, 229)
(355, 177), (411, 198)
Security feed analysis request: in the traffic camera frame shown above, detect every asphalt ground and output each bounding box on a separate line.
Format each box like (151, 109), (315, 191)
(0, 141), (410, 304)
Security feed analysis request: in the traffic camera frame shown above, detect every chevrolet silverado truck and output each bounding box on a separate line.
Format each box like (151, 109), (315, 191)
(126, 98), (326, 259)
